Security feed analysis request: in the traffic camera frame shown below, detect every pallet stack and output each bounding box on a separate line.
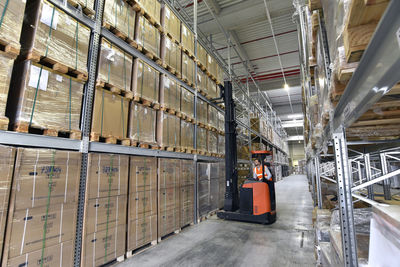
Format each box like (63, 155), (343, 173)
(180, 160), (195, 227)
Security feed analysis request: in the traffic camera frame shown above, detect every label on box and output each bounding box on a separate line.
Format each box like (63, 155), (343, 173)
(148, 67), (151, 72)
(56, 75), (63, 82)
(65, 16), (72, 26)
(165, 77), (170, 88)
(208, 55), (212, 64)
(40, 3), (59, 30)
(166, 8), (170, 19)
(28, 65), (49, 91)
(183, 27), (187, 36)
(106, 48), (115, 62)
(166, 38), (171, 49)
(144, 109), (147, 114)
(135, 105), (137, 111)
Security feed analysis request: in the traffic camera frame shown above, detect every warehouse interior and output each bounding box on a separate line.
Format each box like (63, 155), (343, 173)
(0, 0), (399, 266)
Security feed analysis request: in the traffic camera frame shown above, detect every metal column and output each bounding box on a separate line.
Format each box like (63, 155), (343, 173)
(363, 154), (374, 200)
(310, 159), (316, 206)
(315, 156), (322, 209)
(333, 127), (358, 267)
(193, 0), (199, 224)
(380, 153), (391, 200)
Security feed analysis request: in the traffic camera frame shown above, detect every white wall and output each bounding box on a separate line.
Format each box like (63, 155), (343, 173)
(289, 141), (305, 166)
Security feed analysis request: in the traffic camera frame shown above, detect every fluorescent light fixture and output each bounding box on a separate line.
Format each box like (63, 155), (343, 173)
(287, 135), (304, 141)
(284, 83), (290, 90)
(287, 114), (303, 119)
(282, 120), (304, 128)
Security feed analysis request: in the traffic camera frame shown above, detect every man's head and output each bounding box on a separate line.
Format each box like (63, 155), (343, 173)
(254, 159), (261, 167)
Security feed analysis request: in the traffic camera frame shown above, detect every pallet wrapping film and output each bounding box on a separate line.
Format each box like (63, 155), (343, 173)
(208, 105), (218, 130)
(181, 23), (194, 56)
(196, 99), (207, 126)
(91, 88), (129, 139)
(103, 0), (136, 41)
(207, 54), (217, 78)
(2, 148), (81, 266)
(180, 120), (194, 150)
(21, 0), (90, 74)
(218, 162), (225, 209)
(129, 102), (157, 144)
(217, 111), (224, 133)
(128, 156), (157, 252)
(135, 15), (160, 57)
(180, 160), (195, 187)
(197, 68), (208, 95)
(197, 43), (207, 68)
(207, 75), (218, 99)
(216, 63), (224, 84)
(180, 160), (195, 226)
(218, 134), (225, 155)
(0, 0), (26, 50)
(7, 60), (84, 132)
(98, 38), (133, 92)
(132, 59), (160, 103)
(209, 163), (221, 211)
(163, 37), (181, 73)
(0, 54), (14, 125)
(160, 75), (180, 111)
(198, 163), (210, 216)
(181, 87), (194, 119)
(208, 131), (218, 154)
(162, 5), (180, 42)
(182, 52), (195, 85)
(0, 146), (15, 257)
(196, 127), (207, 152)
(137, 0), (161, 26)
(157, 111), (181, 149)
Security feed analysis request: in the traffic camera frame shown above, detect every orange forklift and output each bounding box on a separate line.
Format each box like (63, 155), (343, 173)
(217, 81), (276, 224)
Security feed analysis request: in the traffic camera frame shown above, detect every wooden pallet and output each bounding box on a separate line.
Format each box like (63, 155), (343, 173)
(96, 79), (134, 99)
(166, 32), (181, 46)
(182, 47), (196, 60)
(165, 64), (182, 79)
(27, 50), (88, 82)
(13, 122), (82, 140)
(308, 0), (322, 11)
(181, 76), (194, 87)
(196, 122), (207, 129)
(126, 240), (157, 258)
(103, 22), (138, 49)
(157, 229), (181, 242)
(0, 116), (9, 131)
(159, 146), (176, 152)
(90, 133), (130, 146)
(0, 38), (20, 60)
(131, 140), (159, 150)
(184, 148), (195, 154)
(197, 60), (207, 72)
(196, 150), (206, 155)
(133, 95), (160, 110)
(160, 105), (177, 115)
(137, 44), (162, 65)
(67, 0), (95, 17)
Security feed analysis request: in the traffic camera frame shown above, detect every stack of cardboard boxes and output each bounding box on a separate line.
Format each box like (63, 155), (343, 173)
(180, 160), (195, 227)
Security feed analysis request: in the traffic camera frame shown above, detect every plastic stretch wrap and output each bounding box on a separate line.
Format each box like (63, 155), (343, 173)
(103, 0), (136, 41)
(207, 54), (217, 78)
(180, 184), (194, 227)
(129, 156), (157, 193)
(216, 63), (224, 84)
(207, 76), (218, 99)
(218, 134), (225, 155)
(137, 0), (161, 26)
(0, 0), (25, 49)
(197, 69), (208, 95)
(158, 158), (180, 190)
(22, 0), (90, 74)
(0, 56), (14, 118)
(162, 5), (180, 42)
(197, 43), (207, 68)
(129, 102), (157, 144)
(128, 215), (157, 251)
(182, 53), (195, 85)
(98, 38), (133, 92)
(208, 131), (218, 154)
(196, 127), (207, 152)
(217, 111), (224, 133)
(196, 99), (208, 126)
(132, 59), (159, 103)
(181, 23), (194, 56)
(315, 209), (331, 243)
(136, 15), (160, 57)
(92, 88), (129, 139)
(181, 87), (194, 119)
(210, 177), (219, 211)
(157, 111), (180, 148)
(180, 120), (194, 150)
(164, 37), (181, 73)
(316, 34), (332, 126)
(76, 0), (95, 12)
(180, 160), (195, 187)
(160, 74), (180, 111)
(208, 105), (218, 130)
(198, 163), (210, 216)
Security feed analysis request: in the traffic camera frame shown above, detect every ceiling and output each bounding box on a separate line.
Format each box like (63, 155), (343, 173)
(175, 0), (302, 138)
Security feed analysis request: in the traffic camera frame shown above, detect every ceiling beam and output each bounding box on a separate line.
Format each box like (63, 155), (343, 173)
(207, 0), (221, 15)
(228, 30), (255, 73)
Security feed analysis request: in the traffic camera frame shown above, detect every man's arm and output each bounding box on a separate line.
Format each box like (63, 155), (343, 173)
(265, 167), (272, 180)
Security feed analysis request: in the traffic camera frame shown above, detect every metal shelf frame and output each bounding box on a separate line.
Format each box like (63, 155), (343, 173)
(295, 1), (400, 266)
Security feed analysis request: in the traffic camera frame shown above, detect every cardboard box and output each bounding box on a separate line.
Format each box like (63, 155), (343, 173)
(86, 153), (129, 199)
(197, 69), (208, 95)
(181, 23), (194, 56)
(91, 88), (129, 139)
(7, 241), (73, 267)
(130, 156), (157, 192)
(218, 134), (225, 155)
(7, 60), (84, 131)
(208, 105), (218, 129)
(180, 185), (194, 206)
(135, 15), (160, 57)
(180, 202), (194, 227)
(82, 224), (125, 267)
(158, 158), (180, 189)
(210, 178), (219, 211)
(84, 195), (127, 235)
(207, 75), (218, 99)
(182, 53), (195, 85)
(180, 120), (194, 150)
(5, 203), (76, 259)
(197, 43), (207, 68)
(129, 102), (157, 144)
(162, 5), (180, 42)
(160, 74), (180, 111)
(158, 207), (180, 237)
(12, 148), (81, 210)
(103, 0), (136, 41)
(157, 111), (181, 148)
(159, 187), (180, 212)
(127, 215), (157, 251)
(128, 190), (157, 221)
(207, 54), (217, 78)
(181, 87), (194, 119)
(217, 111), (224, 132)
(208, 131), (218, 154)
(163, 37), (181, 73)
(0, 54), (14, 119)
(197, 100), (207, 126)
(180, 160), (195, 186)
(0, 0), (26, 49)
(98, 38), (133, 92)
(137, 0), (161, 26)
(216, 63), (224, 84)
(196, 127), (207, 152)
(21, 0), (90, 74)
(132, 58), (160, 103)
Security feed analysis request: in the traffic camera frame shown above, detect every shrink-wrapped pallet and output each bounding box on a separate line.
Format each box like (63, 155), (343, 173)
(196, 99), (208, 126)
(197, 43), (207, 68)
(197, 127), (207, 152)
(103, 0), (136, 41)
(163, 37), (181, 73)
(208, 105), (218, 130)
(130, 156), (157, 192)
(162, 5), (180, 42)
(137, 0), (161, 26)
(0, 55), (15, 128)
(73, 0), (95, 14)
(91, 88), (129, 140)
(207, 75), (218, 99)
(157, 111), (181, 148)
(210, 175), (219, 211)
(98, 38), (133, 92)
(135, 15), (161, 57)
(21, 0), (90, 74)
(129, 102), (157, 144)
(160, 74), (180, 111)
(216, 63), (224, 84)
(128, 189), (157, 221)
(207, 54), (217, 78)
(7, 60), (83, 132)
(181, 87), (194, 119)
(217, 111), (224, 133)
(198, 163), (210, 216)
(197, 69), (208, 95)
(180, 185), (194, 227)
(218, 134), (225, 155)
(180, 159), (195, 186)
(181, 23), (194, 56)
(180, 120), (194, 150)
(158, 158), (180, 190)
(208, 131), (218, 154)
(127, 215), (157, 252)
(182, 52), (195, 85)
(132, 58), (160, 103)
(0, 0), (26, 52)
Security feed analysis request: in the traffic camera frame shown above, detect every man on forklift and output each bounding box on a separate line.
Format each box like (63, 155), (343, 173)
(253, 159), (272, 181)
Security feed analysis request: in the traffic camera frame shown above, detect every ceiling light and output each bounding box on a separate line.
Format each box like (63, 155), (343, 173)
(288, 114), (303, 119)
(284, 83), (290, 90)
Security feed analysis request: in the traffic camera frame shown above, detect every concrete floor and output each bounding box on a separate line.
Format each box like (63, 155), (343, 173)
(118, 175), (315, 267)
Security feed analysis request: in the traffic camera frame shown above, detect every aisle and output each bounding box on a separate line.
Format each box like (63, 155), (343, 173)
(118, 175), (315, 267)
